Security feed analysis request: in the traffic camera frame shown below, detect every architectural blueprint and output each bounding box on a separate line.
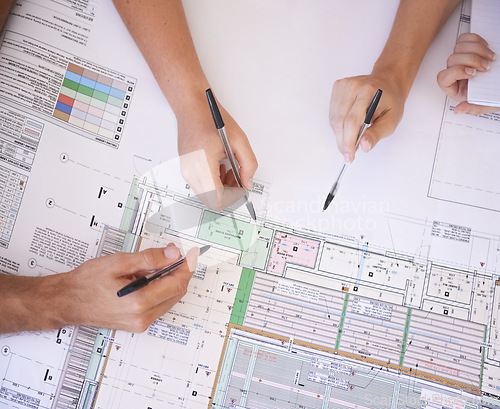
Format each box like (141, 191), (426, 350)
(0, 0), (499, 409)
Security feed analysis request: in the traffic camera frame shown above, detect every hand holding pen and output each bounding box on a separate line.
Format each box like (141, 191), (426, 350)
(117, 245), (210, 297)
(15, 244), (203, 334)
(177, 92), (258, 213)
(206, 89), (257, 220)
(324, 89), (382, 211)
(330, 73), (407, 161)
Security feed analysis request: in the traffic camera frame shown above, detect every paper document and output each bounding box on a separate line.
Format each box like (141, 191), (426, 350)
(1, 0), (500, 408)
(467, 0), (500, 107)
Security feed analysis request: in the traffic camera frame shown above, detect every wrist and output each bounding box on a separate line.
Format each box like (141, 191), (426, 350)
(171, 83), (211, 124)
(32, 273), (77, 329)
(0, 274), (73, 333)
(370, 63), (414, 100)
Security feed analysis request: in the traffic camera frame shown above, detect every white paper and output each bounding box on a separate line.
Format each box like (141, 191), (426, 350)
(468, 0), (500, 107)
(0, 0), (499, 408)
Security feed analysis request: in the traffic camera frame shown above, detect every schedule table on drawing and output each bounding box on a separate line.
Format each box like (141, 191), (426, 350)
(53, 62), (133, 143)
(0, 166), (26, 246)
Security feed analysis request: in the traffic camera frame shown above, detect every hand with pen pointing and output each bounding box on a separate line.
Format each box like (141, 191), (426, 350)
(177, 92), (258, 212)
(112, 0), (258, 213)
(329, 0), (461, 162)
(0, 244), (199, 334)
(330, 76), (404, 163)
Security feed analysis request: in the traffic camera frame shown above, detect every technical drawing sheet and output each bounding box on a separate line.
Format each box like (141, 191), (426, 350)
(0, 1), (499, 409)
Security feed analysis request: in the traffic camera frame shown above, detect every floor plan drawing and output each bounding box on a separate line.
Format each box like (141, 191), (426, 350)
(0, 0), (499, 408)
(76, 177), (500, 408)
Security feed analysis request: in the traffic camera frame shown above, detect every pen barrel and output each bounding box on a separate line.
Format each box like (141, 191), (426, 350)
(354, 123), (368, 148)
(218, 128), (245, 188)
(364, 89), (382, 124)
(333, 163), (347, 189)
(147, 257), (185, 281)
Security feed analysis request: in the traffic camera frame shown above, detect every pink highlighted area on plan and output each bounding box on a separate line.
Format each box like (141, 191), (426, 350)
(266, 232), (320, 275)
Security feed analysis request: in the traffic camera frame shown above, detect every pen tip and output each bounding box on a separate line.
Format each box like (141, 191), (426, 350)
(246, 200), (257, 221)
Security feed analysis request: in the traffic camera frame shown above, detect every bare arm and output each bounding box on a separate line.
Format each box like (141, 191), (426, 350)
(0, 245), (198, 334)
(372, 0), (460, 97)
(0, 0), (15, 30)
(112, 0), (207, 118)
(113, 0), (257, 210)
(330, 0), (460, 162)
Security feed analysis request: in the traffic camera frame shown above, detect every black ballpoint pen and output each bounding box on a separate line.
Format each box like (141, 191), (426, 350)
(117, 245), (211, 297)
(323, 89), (382, 211)
(206, 89), (257, 221)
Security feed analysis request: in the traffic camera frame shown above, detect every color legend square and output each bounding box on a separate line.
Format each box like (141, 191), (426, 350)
(53, 63), (134, 144)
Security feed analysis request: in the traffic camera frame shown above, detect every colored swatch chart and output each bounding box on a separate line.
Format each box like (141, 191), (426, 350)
(53, 63), (134, 146)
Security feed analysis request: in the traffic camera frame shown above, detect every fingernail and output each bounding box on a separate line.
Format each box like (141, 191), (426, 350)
(454, 106), (463, 115)
(488, 49), (496, 60)
(165, 244), (180, 259)
(465, 67), (476, 76)
(363, 139), (372, 152)
(247, 178), (254, 190)
(343, 153), (352, 163)
(482, 59), (491, 70)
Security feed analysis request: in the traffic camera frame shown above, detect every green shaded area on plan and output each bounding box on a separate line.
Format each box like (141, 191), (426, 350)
(198, 211), (273, 270)
(480, 325), (487, 389)
(335, 292), (349, 350)
(118, 178), (142, 252)
(400, 308), (412, 366)
(229, 268), (256, 326)
(120, 178), (141, 233)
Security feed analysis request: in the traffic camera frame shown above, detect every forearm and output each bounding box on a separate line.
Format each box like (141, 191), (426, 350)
(113, 0), (209, 121)
(0, 0), (15, 31)
(0, 274), (71, 333)
(373, 0), (460, 97)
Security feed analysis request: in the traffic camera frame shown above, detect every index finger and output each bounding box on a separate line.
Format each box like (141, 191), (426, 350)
(330, 79), (355, 155)
(342, 92), (377, 162)
(108, 247), (180, 279)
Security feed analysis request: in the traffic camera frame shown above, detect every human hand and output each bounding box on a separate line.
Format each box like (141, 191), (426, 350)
(59, 243), (199, 332)
(437, 33), (498, 115)
(177, 93), (258, 211)
(329, 74), (406, 163)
